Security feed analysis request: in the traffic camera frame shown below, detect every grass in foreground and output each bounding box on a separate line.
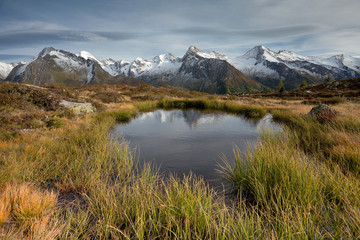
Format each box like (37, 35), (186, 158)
(271, 109), (360, 177)
(221, 130), (360, 238)
(0, 98), (359, 239)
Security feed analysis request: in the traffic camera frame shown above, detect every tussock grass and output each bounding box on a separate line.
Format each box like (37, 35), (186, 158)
(272, 109), (360, 177)
(111, 108), (138, 123)
(0, 183), (60, 239)
(221, 130), (360, 238)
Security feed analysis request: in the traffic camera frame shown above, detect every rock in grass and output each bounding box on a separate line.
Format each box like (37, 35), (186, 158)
(309, 104), (338, 123)
(59, 100), (96, 114)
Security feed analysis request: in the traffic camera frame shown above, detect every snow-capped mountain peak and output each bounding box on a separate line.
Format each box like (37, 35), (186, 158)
(275, 50), (309, 62)
(328, 54), (360, 72)
(78, 51), (98, 61)
(183, 45), (227, 60)
(38, 47), (56, 58)
(153, 53), (178, 64)
(244, 45), (271, 58)
(124, 53), (182, 78)
(101, 58), (116, 65)
(243, 45), (310, 63)
(184, 45), (201, 57)
(243, 45), (280, 64)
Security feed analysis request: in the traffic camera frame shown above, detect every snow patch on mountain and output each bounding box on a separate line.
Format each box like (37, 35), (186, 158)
(78, 51), (102, 65)
(42, 49), (84, 71)
(184, 45), (227, 61)
(15, 64), (28, 78)
(86, 63), (94, 84)
(0, 61), (17, 78)
(231, 56), (279, 77)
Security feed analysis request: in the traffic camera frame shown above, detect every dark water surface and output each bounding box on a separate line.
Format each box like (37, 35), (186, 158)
(112, 109), (278, 187)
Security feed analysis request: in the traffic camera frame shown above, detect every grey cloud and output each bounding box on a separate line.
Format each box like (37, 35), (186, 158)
(0, 30), (142, 49)
(171, 25), (319, 38)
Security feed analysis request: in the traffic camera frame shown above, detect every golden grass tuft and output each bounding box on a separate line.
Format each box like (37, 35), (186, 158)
(0, 183), (60, 239)
(12, 185), (57, 223)
(0, 183), (57, 225)
(0, 199), (11, 226)
(0, 140), (9, 149)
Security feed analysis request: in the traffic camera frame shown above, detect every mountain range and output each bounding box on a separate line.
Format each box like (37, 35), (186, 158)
(2, 45), (360, 93)
(230, 46), (360, 89)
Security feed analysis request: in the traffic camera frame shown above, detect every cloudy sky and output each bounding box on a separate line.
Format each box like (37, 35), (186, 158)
(0, 0), (359, 62)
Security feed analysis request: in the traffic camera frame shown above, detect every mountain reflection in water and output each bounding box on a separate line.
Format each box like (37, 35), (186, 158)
(112, 109), (279, 188)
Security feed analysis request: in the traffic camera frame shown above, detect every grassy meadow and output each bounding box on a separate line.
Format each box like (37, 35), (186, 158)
(0, 82), (360, 239)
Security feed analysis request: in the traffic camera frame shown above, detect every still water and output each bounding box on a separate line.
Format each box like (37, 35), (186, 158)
(112, 109), (278, 186)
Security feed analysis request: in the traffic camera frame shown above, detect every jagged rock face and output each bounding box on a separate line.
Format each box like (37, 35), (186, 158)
(114, 45), (264, 94)
(174, 55), (262, 94)
(5, 47), (144, 87)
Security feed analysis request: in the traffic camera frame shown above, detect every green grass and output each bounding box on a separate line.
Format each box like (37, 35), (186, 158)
(136, 99), (267, 119)
(220, 130), (360, 238)
(1, 99), (359, 239)
(271, 109), (360, 177)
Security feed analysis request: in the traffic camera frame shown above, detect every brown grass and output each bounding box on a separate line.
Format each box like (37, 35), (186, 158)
(0, 183), (59, 238)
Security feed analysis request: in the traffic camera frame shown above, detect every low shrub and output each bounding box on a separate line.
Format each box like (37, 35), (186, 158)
(92, 92), (122, 103)
(46, 117), (63, 128)
(0, 129), (19, 141)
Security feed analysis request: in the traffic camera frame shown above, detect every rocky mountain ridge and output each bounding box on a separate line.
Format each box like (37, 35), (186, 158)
(229, 46), (360, 89)
(5, 47), (144, 87)
(4, 46), (263, 94)
(3, 45), (360, 92)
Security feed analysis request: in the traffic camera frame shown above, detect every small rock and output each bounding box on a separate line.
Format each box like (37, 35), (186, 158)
(59, 100), (96, 114)
(309, 104), (335, 116)
(309, 104), (338, 122)
(20, 129), (34, 134)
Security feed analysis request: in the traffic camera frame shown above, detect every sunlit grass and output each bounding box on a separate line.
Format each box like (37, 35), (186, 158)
(0, 96), (359, 238)
(220, 130), (360, 238)
(0, 183), (60, 239)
